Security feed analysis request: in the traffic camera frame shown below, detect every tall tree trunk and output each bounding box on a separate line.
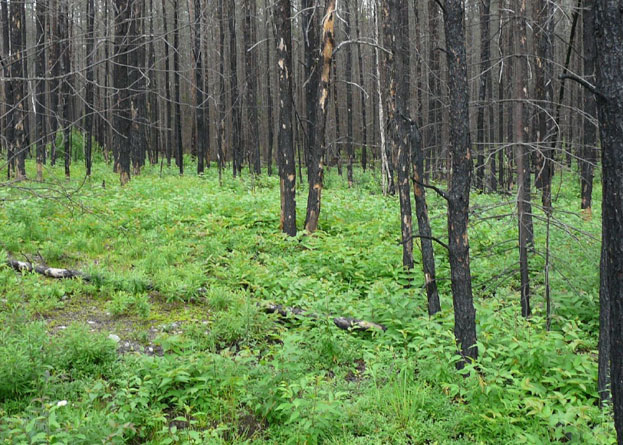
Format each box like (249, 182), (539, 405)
(515, 0), (531, 318)
(6, 0), (26, 179)
(148, 0), (160, 165)
(244, 0), (261, 174)
(114, 0), (132, 185)
(302, 0), (321, 171)
(580, 0), (597, 213)
(332, 62), (342, 174)
(475, 0), (491, 191)
(411, 125), (441, 315)
(534, 0), (555, 213)
(427, 0), (442, 180)
(35, 0), (47, 181)
(62, 2), (72, 180)
(228, 0), (242, 176)
(194, 0), (207, 174)
(85, 0), (95, 176)
(264, 0), (274, 176)
(443, 0), (478, 367)
(217, 0), (225, 181)
(355, 0), (368, 172)
(382, 0), (413, 269)
(173, 0), (183, 174)
(304, 0), (336, 233)
(594, 0), (623, 440)
(161, 0), (172, 166)
(129, 0), (147, 176)
(48, 0), (61, 168)
(344, 0), (354, 186)
(274, 0), (297, 236)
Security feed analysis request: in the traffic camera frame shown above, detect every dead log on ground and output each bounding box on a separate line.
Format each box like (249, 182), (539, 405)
(6, 259), (89, 280)
(263, 303), (386, 333)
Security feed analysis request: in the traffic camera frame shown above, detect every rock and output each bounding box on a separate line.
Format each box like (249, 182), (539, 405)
(108, 334), (121, 343)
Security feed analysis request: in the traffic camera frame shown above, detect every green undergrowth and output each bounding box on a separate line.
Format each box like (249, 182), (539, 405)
(0, 160), (612, 444)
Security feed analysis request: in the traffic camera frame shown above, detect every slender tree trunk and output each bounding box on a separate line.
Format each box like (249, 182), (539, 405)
(148, 0), (160, 165)
(515, 0), (531, 318)
(580, 0), (597, 213)
(443, 0), (478, 367)
(244, 0), (261, 174)
(304, 0), (336, 233)
(594, 0), (623, 440)
(428, 0), (442, 180)
(302, 0), (321, 171)
(61, 3), (72, 180)
(332, 62), (342, 174)
(35, 0), (47, 181)
(382, 0), (413, 269)
(6, 0), (26, 179)
(354, 0), (367, 171)
(161, 0), (172, 166)
(374, 0), (389, 194)
(173, 0), (183, 174)
(345, 0), (354, 186)
(265, 0), (274, 176)
(229, 0), (242, 176)
(114, 0), (132, 185)
(217, 0), (225, 181)
(274, 0), (297, 236)
(411, 126), (441, 315)
(85, 0), (95, 176)
(475, 0), (491, 191)
(534, 0), (554, 213)
(194, 0), (207, 174)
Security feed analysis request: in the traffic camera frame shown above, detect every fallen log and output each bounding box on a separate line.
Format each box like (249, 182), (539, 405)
(6, 259), (89, 280)
(262, 303), (386, 333)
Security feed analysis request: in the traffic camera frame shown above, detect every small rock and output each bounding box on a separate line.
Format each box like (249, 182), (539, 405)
(108, 334), (121, 343)
(58, 325), (67, 330)
(87, 320), (96, 325)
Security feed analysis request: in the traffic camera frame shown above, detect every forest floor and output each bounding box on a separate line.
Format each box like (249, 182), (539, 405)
(0, 159), (615, 444)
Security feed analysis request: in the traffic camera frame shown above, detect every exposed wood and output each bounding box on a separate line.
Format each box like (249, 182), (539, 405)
(263, 303), (386, 333)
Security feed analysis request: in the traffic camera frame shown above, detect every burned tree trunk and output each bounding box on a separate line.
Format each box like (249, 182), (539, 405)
(274, 0), (297, 236)
(114, 0), (132, 185)
(515, 0), (531, 318)
(244, 0), (261, 174)
(229, 0), (242, 177)
(302, 0), (321, 171)
(344, 0), (354, 186)
(35, 0), (47, 181)
(443, 0), (477, 366)
(264, 0), (274, 176)
(161, 0), (172, 166)
(194, 0), (207, 174)
(594, 0), (623, 439)
(61, 2), (72, 179)
(411, 126), (441, 315)
(304, 0), (336, 233)
(580, 0), (597, 213)
(173, 0), (183, 174)
(217, 0), (226, 180)
(534, 0), (554, 214)
(355, 0), (368, 172)
(85, 0), (95, 176)
(382, 0), (413, 270)
(475, 0), (491, 191)
(6, 0), (27, 179)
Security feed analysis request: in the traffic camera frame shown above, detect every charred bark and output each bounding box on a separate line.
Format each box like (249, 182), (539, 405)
(304, 0), (336, 233)
(594, 0), (623, 439)
(274, 0), (297, 236)
(443, 0), (478, 367)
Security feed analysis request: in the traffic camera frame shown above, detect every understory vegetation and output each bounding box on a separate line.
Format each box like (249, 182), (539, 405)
(0, 161), (613, 444)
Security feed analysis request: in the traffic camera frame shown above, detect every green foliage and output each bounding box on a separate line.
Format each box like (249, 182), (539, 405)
(0, 160), (613, 443)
